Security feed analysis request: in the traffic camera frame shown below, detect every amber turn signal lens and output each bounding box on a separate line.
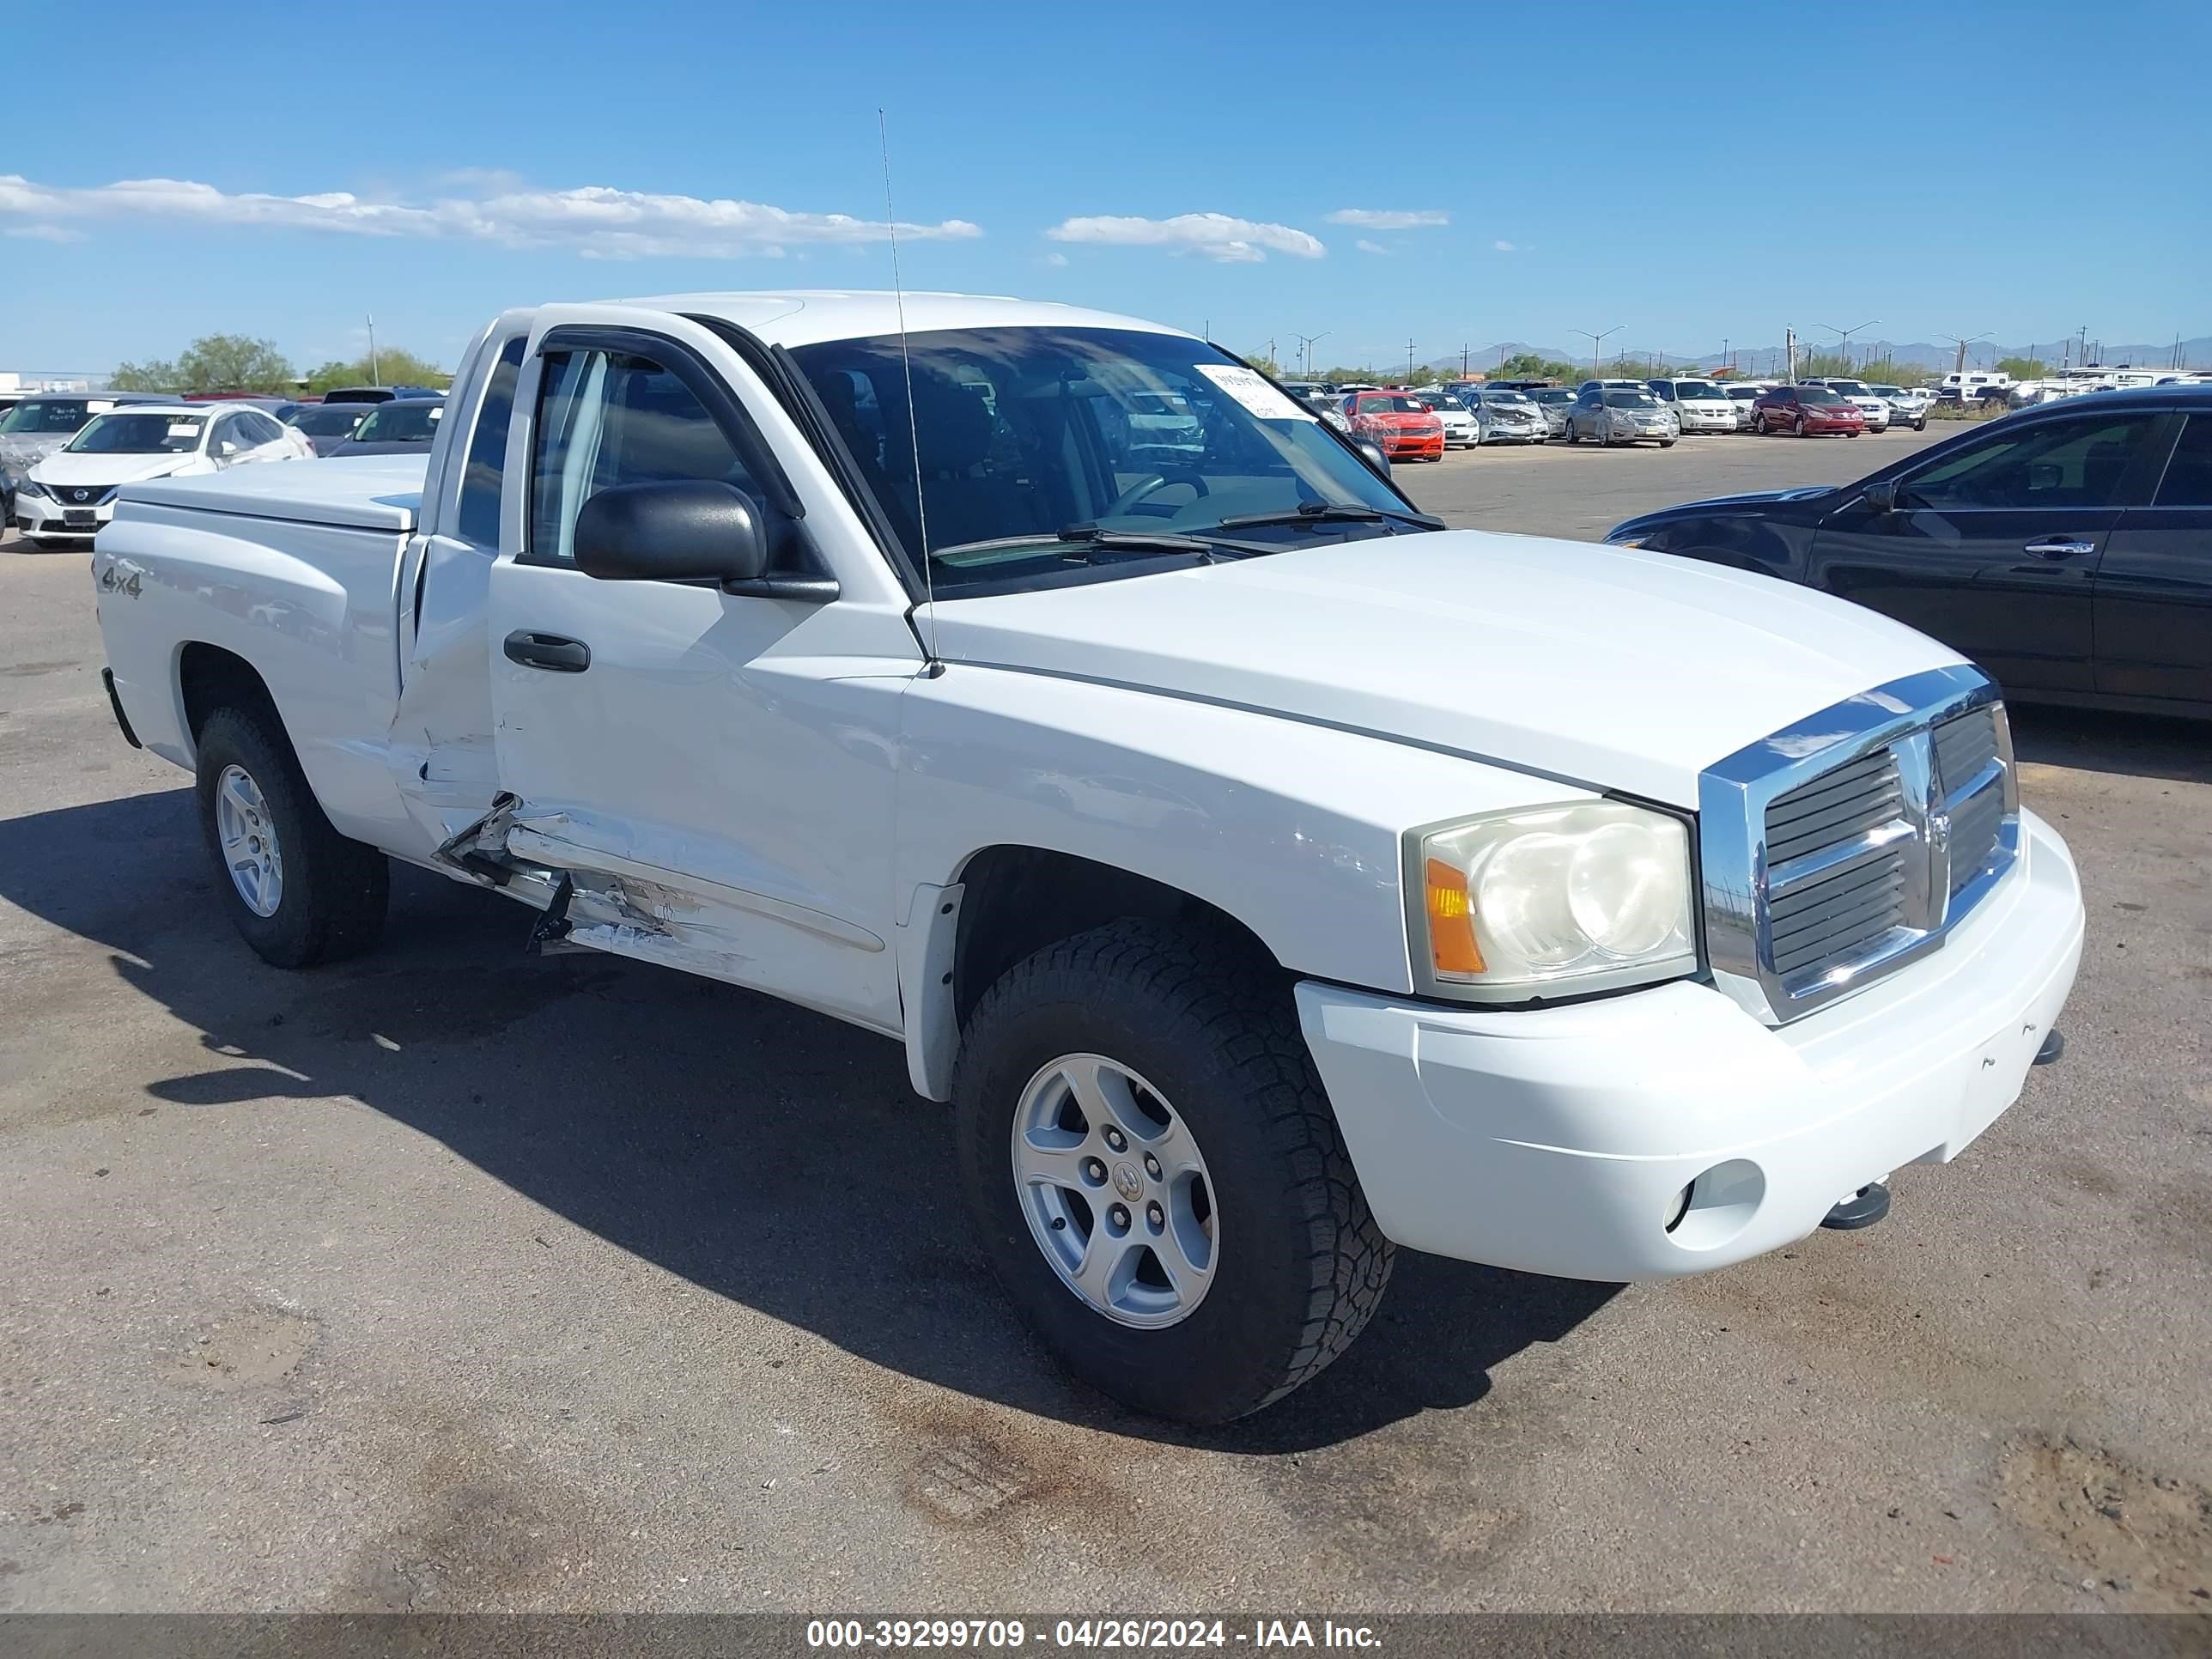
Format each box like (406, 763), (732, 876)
(1425, 857), (1485, 976)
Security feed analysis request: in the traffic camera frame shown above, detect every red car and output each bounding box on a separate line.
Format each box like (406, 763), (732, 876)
(1344, 391), (1445, 462)
(1751, 383), (1866, 437)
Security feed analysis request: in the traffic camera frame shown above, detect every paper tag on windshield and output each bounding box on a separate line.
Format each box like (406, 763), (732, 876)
(1195, 364), (1313, 422)
(168, 423), (200, 438)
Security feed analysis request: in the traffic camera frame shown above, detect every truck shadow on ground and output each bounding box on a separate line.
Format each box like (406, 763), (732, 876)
(0, 785), (1617, 1452)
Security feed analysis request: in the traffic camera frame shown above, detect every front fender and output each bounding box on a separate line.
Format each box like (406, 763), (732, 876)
(891, 665), (1595, 1091)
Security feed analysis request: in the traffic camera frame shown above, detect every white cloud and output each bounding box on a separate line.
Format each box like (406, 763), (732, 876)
(1045, 212), (1325, 264)
(0, 173), (982, 260)
(1042, 251), (1069, 267)
(1493, 240), (1520, 252)
(5, 222), (84, 244)
(1356, 240), (1390, 256)
(1327, 209), (1449, 230)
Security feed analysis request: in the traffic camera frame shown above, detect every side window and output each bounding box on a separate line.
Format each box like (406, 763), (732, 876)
(455, 336), (526, 549)
(527, 346), (765, 568)
(2151, 415), (2212, 508)
(1904, 414), (2158, 512)
(240, 411), (284, 444)
(211, 415), (244, 454)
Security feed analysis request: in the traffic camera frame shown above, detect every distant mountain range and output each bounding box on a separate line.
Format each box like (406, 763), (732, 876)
(1426, 337), (2210, 377)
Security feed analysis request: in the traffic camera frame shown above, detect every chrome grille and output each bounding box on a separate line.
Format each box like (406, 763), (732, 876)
(1698, 665), (2022, 1024)
(1932, 704), (2006, 896)
(1763, 750), (1911, 981)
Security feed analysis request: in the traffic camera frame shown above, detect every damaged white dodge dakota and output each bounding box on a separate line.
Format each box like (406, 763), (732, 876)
(90, 291), (2085, 1423)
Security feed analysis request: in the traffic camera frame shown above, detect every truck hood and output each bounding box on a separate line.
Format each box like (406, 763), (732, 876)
(923, 529), (1966, 808)
(33, 451), (205, 487)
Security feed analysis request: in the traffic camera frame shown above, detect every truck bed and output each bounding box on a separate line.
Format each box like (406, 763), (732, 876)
(95, 456), (433, 856)
(122, 455), (425, 532)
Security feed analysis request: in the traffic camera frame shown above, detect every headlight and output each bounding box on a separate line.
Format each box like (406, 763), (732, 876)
(18, 477), (51, 500)
(1412, 802), (1696, 1000)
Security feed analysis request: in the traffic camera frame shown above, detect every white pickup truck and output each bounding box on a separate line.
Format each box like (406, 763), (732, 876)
(91, 290), (2085, 1424)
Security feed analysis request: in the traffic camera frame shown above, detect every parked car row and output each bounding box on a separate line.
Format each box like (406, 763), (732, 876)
(1271, 374), (1940, 459)
(3, 386), (444, 544)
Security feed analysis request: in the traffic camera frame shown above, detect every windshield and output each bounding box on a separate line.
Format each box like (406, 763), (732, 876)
(1728, 386), (1759, 398)
(353, 402), (442, 443)
(289, 404), (369, 436)
(0, 400), (92, 435)
(787, 325), (1419, 594)
(65, 412), (207, 454)
(1533, 389), (1574, 405)
(1354, 394), (1427, 414)
(1827, 380), (1869, 396)
(1798, 386), (1849, 405)
(1675, 382), (1727, 400)
(1481, 391), (1532, 405)
(1602, 392), (1659, 409)
(1869, 385), (1903, 397)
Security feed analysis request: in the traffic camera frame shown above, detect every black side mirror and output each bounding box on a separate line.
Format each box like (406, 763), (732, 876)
(574, 480), (770, 586)
(1355, 439), (1391, 479)
(1863, 479), (1901, 514)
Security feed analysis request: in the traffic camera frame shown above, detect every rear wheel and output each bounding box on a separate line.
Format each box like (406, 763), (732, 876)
(954, 920), (1393, 1424)
(194, 705), (389, 968)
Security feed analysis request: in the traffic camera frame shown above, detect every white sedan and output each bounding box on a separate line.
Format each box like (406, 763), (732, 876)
(16, 404), (310, 544)
(1417, 393), (1480, 448)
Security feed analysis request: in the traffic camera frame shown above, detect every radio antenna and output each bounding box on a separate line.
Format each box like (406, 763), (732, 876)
(878, 108), (937, 666)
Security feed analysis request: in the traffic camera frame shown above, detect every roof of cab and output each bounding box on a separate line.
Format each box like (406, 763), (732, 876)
(607, 289), (1192, 349)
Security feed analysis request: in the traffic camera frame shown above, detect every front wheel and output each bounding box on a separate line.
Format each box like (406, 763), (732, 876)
(954, 920), (1393, 1424)
(194, 705), (389, 967)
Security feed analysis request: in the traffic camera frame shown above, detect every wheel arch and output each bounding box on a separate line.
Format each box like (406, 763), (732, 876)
(898, 842), (1283, 1103)
(177, 641), (281, 763)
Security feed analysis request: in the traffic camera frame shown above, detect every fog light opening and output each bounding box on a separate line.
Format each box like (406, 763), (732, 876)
(1662, 1182), (1693, 1234)
(1666, 1158), (1766, 1253)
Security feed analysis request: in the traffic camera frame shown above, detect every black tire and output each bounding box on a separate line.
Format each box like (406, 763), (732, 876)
(953, 919), (1393, 1424)
(1660, 439), (1676, 448)
(194, 704), (389, 968)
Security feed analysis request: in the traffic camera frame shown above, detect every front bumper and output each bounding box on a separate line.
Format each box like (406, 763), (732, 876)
(1296, 807), (2083, 1282)
(16, 492), (113, 538)
(1802, 416), (1864, 433)
(1674, 411), (1735, 433)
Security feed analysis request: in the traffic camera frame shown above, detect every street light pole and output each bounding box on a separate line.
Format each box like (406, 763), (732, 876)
(1812, 318), (1879, 370)
(1571, 325), (1623, 378)
(1295, 331), (1331, 379)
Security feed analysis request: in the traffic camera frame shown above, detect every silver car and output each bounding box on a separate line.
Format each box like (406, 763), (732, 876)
(1565, 386), (1678, 447)
(1467, 386), (1547, 444)
(1528, 386), (1576, 437)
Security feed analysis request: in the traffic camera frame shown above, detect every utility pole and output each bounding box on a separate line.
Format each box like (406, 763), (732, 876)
(1461, 343), (1469, 378)
(1406, 338), (1416, 383)
(367, 313), (379, 385)
(1785, 328), (1798, 383)
(1294, 331), (1330, 378)
(1571, 325), (1623, 377)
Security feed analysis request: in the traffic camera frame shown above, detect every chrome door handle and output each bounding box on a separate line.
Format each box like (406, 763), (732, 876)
(2022, 540), (2096, 559)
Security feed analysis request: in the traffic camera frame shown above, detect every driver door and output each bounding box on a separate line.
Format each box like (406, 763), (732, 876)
(482, 309), (926, 1030)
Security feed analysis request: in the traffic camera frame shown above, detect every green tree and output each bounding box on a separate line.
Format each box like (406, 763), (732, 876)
(1856, 357), (1929, 388)
(111, 359), (183, 392)
(305, 348), (450, 394)
(1493, 351), (1577, 383)
(174, 334), (295, 392)
(1996, 356), (2048, 380)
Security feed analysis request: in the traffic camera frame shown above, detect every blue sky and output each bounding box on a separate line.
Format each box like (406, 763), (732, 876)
(4, 0), (2204, 376)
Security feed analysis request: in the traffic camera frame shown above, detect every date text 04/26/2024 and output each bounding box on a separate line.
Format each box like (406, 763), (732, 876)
(804, 1620), (1382, 1650)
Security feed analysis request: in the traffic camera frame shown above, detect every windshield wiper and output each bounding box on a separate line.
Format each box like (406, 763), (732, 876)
(1210, 501), (1446, 532)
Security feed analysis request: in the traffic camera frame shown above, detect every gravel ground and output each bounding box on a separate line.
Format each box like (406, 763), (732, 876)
(0, 435), (2206, 1618)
